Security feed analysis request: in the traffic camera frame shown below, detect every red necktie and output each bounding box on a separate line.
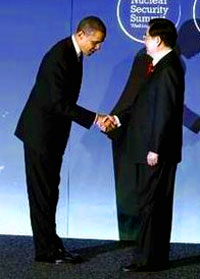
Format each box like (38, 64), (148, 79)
(146, 62), (154, 76)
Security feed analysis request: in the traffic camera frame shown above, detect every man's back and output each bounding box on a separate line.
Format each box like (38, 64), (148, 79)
(15, 37), (83, 154)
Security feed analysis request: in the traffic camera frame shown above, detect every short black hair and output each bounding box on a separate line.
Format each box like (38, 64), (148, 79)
(76, 16), (106, 36)
(148, 18), (177, 48)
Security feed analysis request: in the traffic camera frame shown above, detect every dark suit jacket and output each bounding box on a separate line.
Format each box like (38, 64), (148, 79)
(106, 49), (184, 240)
(117, 50), (185, 163)
(15, 37), (96, 154)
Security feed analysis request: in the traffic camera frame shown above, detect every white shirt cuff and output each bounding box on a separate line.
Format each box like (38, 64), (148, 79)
(113, 115), (121, 127)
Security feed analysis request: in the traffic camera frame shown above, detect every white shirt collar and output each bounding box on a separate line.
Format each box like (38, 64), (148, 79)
(152, 48), (172, 66)
(72, 34), (82, 57)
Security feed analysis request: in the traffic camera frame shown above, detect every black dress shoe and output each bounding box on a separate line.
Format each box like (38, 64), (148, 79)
(35, 254), (69, 264)
(58, 248), (83, 263)
(121, 263), (138, 272)
(35, 249), (83, 264)
(122, 263), (168, 272)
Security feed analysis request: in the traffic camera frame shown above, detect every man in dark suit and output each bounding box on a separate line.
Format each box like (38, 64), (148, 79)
(15, 16), (116, 264)
(105, 18), (185, 272)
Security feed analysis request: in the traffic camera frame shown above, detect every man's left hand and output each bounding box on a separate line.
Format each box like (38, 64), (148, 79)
(147, 151), (159, 166)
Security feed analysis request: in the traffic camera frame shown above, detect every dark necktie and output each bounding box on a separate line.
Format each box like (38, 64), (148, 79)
(78, 53), (83, 63)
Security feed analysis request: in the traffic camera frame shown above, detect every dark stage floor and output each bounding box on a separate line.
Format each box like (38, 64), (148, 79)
(1, 235), (200, 279)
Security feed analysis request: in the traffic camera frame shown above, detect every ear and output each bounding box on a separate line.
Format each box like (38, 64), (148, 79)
(76, 30), (85, 40)
(155, 36), (162, 46)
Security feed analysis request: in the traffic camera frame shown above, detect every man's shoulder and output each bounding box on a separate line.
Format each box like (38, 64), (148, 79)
(155, 50), (184, 77)
(47, 37), (72, 54)
(42, 36), (75, 63)
(163, 50), (182, 68)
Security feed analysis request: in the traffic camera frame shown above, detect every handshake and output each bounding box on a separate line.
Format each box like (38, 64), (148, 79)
(95, 114), (120, 133)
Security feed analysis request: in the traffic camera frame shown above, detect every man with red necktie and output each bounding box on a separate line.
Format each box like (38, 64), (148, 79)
(105, 18), (185, 272)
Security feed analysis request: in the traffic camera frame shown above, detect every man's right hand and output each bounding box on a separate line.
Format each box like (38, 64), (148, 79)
(95, 114), (118, 132)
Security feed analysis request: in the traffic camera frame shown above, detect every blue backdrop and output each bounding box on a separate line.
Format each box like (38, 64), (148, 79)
(0, 0), (200, 242)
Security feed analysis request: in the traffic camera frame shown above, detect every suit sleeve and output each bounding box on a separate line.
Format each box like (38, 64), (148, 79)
(112, 49), (152, 123)
(107, 51), (150, 140)
(112, 50), (149, 123)
(43, 53), (96, 129)
(105, 59), (137, 140)
(149, 67), (181, 153)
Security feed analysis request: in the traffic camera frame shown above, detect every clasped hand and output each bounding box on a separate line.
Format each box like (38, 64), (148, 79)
(96, 114), (118, 132)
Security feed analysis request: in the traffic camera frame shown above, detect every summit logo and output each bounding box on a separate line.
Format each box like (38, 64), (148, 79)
(193, 0), (200, 32)
(117, 0), (182, 43)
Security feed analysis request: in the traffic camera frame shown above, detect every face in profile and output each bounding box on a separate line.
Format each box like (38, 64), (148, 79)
(78, 30), (105, 56)
(143, 27), (159, 57)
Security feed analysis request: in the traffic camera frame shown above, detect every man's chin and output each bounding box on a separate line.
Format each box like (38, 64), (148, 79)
(87, 50), (96, 56)
(83, 52), (92, 56)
